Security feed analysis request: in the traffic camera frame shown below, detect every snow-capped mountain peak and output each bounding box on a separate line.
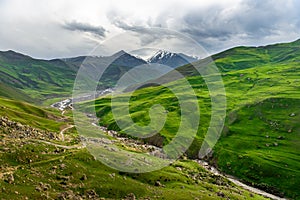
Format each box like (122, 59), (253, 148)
(147, 50), (198, 68)
(148, 50), (175, 62)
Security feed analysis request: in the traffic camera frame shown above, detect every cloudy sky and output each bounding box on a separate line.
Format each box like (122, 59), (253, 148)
(0, 0), (300, 59)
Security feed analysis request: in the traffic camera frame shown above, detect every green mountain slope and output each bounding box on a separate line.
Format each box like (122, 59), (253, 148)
(0, 82), (35, 103)
(0, 97), (267, 199)
(175, 39), (300, 77)
(0, 50), (77, 100)
(92, 40), (300, 199)
(0, 50), (152, 102)
(0, 97), (66, 132)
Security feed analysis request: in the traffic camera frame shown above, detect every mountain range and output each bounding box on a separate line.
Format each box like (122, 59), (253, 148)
(0, 39), (299, 199)
(0, 49), (197, 101)
(91, 39), (300, 199)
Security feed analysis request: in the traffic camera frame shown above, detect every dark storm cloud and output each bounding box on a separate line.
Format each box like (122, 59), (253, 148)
(106, 0), (300, 55)
(107, 13), (173, 46)
(63, 21), (107, 38)
(181, 0), (300, 42)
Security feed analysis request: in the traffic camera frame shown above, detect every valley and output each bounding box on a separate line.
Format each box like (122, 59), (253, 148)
(0, 98), (269, 199)
(0, 39), (299, 199)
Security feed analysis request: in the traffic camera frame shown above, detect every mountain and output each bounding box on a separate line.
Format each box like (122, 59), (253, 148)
(1, 39), (300, 199)
(0, 50), (149, 101)
(0, 50), (77, 101)
(0, 49), (199, 102)
(91, 39), (300, 199)
(98, 50), (148, 89)
(148, 50), (198, 68)
(0, 82), (35, 103)
(174, 38), (300, 77)
(63, 50), (151, 91)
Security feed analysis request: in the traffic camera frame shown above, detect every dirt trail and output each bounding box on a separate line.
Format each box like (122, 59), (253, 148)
(59, 125), (74, 141)
(31, 139), (83, 149)
(52, 98), (288, 200)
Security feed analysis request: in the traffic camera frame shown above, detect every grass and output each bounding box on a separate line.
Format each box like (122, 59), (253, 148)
(1, 38), (300, 199)
(0, 98), (267, 199)
(0, 82), (35, 103)
(91, 42), (300, 199)
(0, 141), (267, 199)
(0, 51), (77, 101)
(0, 97), (67, 132)
(215, 97), (300, 198)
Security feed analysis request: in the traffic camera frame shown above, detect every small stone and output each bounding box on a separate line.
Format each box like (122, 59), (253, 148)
(155, 181), (162, 187)
(277, 136), (284, 140)
(59, 163), (66, 169)
(80, 174), (87, 181)
(86, 189), (98, 199)
(109, 173), (115, 178)
(4, 173), (14, 184)
(176, 167), (182, 171)
(16, 123), (23, 129)
(217, 191), (225, 198)
(124, 193), (136, 200)
(35, 186), (42, 192)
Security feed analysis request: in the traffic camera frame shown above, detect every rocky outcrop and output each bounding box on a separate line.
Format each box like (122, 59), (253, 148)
(0, 116), (59, 140)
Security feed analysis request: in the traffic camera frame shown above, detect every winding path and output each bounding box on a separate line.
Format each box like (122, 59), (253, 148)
(59, 125), (74, 141)
(52, 98), (288, 200)
(32, 139), (84, 149)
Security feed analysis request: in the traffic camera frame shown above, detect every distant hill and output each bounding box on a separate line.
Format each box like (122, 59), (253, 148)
(1, 39), (300, 102)
(0, 50), (77, 101)
(0, 49), (197, 102)
(175, 38), (300, 77)
(0, 82), (35, 103)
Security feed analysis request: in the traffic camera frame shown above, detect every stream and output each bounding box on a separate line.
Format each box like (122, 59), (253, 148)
(52, 97), (287, 200)
(88, 116), (287, 200)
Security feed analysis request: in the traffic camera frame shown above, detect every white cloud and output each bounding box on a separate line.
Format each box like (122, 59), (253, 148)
(0, 0), (299, 58)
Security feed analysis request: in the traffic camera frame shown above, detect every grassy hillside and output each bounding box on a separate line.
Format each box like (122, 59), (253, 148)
(92, 41), (300, 199)
(0, 97), (67, 132)
(0, 50), (151, 102)
(0, 50), (77, 100)
(215, 97), (300, 198)
(175, 38), (300, 77)
(0, 82), (35, 103)
(0, 97), (268, 199)
(1, 39), (299, 199)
